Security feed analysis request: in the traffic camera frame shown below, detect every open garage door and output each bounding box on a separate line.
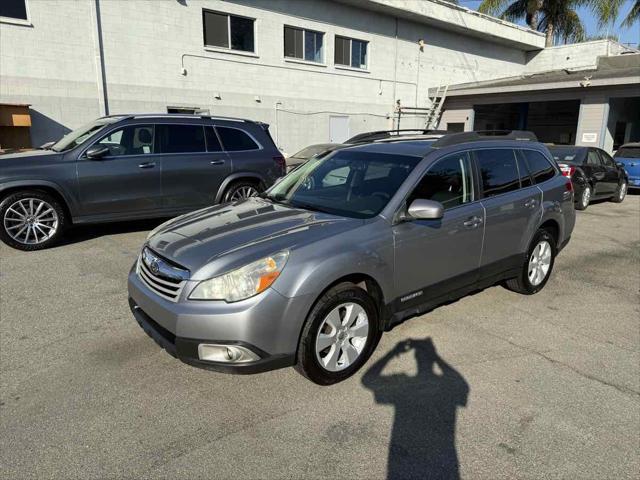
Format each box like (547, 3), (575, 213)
(474, 100), (580, 145)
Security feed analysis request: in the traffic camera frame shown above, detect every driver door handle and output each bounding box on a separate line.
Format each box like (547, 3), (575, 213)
(210, 160), (225, 165)
(463, 216), (483, 228)
(138, 162), (156, 169)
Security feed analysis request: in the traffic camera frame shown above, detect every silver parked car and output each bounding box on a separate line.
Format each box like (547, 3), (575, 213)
(128, 131), (575, 385)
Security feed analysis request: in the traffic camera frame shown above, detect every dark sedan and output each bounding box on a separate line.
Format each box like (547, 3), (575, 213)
(548, 146), (628, 210)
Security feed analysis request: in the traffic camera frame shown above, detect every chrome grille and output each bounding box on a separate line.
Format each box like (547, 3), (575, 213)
(137, 248), (189, 302)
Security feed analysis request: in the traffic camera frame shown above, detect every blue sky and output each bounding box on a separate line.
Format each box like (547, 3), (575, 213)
(457, 0), (639, 46)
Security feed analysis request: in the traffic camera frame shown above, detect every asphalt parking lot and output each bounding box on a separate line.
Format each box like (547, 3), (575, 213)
(1, 195), (638, 479)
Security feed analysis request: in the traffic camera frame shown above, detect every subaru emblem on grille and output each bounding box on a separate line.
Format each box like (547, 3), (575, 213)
(149, 259), (160, 275)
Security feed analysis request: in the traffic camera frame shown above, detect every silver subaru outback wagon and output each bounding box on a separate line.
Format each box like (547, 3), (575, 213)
(128, 131), (575, 385)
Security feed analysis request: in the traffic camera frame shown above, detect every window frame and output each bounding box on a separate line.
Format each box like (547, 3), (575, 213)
(0, 0), (30, 26)
(214, 126), (263, 153)
(471, 147), (523, 200)
(334, 35), (369, 70)
(402, 151), (477, 215)
(82, 124), (156, 159)
(202, 9), (256, 54)
(283, 25), (325, 64)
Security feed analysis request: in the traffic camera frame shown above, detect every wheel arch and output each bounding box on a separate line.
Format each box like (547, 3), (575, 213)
(539, 218), (560, 247)
(215, 172), (267, 203)
(0, 181), (73, 223)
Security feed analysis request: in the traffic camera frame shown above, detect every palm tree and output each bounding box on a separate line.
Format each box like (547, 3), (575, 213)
(477, 0), (593, 47)
(590, 0), (639, 29)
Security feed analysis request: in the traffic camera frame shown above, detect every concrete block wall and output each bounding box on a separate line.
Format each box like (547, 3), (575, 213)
(0, 0), (535, 152)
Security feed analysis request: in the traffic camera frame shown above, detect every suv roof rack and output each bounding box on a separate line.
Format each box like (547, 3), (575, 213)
(431, 130), (538, 148)
(105, 113), (251, 123)
(346, 129), (448, 144)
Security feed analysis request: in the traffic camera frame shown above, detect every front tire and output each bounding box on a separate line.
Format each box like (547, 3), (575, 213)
(0, 190), (67, 251)
(575, 185), (591, 210)
(295, 283), (381, 385)
(504, 229), (556, 295)
(610, 180), (627, 203)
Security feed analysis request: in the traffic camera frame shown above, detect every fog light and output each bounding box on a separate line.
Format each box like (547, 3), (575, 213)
(198, 344), (260, 363)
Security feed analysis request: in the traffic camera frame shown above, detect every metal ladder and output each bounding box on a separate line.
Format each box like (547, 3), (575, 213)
(424, 85), (448, 130)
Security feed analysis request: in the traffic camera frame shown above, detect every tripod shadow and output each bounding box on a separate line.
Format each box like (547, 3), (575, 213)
(362, 338), (469, 480)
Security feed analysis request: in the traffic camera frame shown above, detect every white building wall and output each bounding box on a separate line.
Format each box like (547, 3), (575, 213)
(0, 0), (536, 152)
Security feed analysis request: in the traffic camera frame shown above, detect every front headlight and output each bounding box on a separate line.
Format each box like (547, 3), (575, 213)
(189, 251), (289, 302)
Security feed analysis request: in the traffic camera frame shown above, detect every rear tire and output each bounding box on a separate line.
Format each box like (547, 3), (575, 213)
(222, 180), (262, 203)
(295, 282), (381, 385)
(575, 185), (591, 210)
(610, 180), (627, 203)
(504, 229), (556, 295)
(0, 190), (67, 251)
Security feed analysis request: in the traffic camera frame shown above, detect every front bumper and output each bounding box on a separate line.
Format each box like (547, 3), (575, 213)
(128, 268), (313, 374)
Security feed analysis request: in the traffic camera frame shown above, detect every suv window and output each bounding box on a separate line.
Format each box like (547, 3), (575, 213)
(93, 125), (154, 157)
(408, 152), (474, 209)
(597, 150), (615, 167)
(156, 124), (206, 154)
(475, 149), (520, 198)
(205, 127), (222, 152)
(586, 149), (602, 166)
(217, 127), (260, 151)
(521, 150), (555, 184)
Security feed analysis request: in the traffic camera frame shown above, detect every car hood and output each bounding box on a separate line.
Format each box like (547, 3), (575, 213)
(0, 149), (63, 164)
(147, 197), (362, 279)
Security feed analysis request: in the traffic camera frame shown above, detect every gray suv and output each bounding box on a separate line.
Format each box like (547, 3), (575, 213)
(128, 131), (575, 385)
(0, 114), (284, 250)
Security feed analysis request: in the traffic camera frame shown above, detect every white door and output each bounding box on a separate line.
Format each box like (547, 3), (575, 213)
(329, 116), (350, 143)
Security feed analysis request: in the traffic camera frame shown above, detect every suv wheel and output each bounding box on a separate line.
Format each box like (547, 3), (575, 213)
(504, 229), (556, 295)
(576, 185), (591, 210)
(223, 181), (261, 203)
(0, 190), (66, 251)
(610, 181), (627, 203)
(295, 283), (381, 385)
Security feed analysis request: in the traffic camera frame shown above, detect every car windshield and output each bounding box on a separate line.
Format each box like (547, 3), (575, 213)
(290, 144), (335, 160)
(51, 117), (122, 152)
(549, 148), (581, 165)
(265, 149), (421, 219)
(614, 147), (640, 159)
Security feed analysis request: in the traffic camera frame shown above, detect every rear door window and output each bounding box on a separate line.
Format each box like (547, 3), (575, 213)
(408, 152), (474, 209)
(156, 124), (206, 153)
(216, 127), (260, 151)
(521, 150), (556, 184)
(475, 149), (520, 198)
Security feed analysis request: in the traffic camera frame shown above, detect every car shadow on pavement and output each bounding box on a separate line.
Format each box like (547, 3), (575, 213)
(362, 337), (469, 480)
(59, 218), (169, 246)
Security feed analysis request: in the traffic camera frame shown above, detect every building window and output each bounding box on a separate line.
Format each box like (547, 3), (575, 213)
(203, 10), (255, 53)
(0, 0), (28, 21)
(335, 36), (368, 69)
(284, 26), (324, 63)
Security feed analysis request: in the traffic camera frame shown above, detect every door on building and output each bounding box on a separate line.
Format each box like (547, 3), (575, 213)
(329, 116), (350, 143)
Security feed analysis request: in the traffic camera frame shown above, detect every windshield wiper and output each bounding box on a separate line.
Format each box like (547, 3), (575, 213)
(288, 201), (335, 215)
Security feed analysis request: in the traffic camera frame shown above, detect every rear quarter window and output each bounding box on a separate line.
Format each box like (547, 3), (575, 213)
(522, 150), (556, 184)
(217, 127), (260, 151)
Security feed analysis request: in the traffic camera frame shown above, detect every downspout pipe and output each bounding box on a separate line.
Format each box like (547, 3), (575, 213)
(95, 0), (109, 115)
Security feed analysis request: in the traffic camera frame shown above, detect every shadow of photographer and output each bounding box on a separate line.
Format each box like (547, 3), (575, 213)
(362, 337), (469, 480)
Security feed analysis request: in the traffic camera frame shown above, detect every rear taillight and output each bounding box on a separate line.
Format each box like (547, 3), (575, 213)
(565, 178), (573, 192)
(558, 163), (575, 178)
(273, 155), (286, 172)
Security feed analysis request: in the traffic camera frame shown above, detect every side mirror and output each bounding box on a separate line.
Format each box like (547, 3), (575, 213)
(406, 199), (444, 220)
(85, 145), (109, 159)
(616, 161), (624, 168)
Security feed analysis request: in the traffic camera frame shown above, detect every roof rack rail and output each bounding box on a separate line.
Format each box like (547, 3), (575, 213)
(346, 129), (448, 144)
(432, 130), (538, 148)
(108, 113), (251, 123)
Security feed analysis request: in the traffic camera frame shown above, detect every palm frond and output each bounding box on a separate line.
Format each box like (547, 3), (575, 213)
(621, 0), (640, 28)
(477, 0), (513, 16)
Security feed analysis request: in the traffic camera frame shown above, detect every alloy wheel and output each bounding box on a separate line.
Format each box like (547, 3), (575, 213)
(3, 198), (59, 245)
(315, 302), (369, 372)
(230, 185), (259, 201)
(528, 240), (552, 287)
(582, 187), (591, 208)
(619, 182), (627, 201)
